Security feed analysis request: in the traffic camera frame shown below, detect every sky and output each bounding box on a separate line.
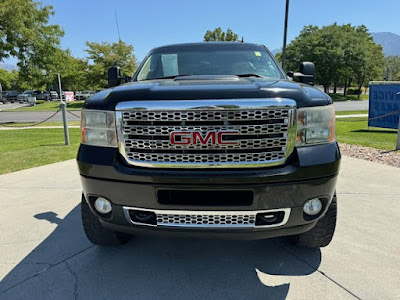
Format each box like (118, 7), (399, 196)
(4, 0), (400, 64)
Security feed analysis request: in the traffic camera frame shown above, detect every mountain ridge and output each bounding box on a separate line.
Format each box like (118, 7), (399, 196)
(371, 32), (400, 56)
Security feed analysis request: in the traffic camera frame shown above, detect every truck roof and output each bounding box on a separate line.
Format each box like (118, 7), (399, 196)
(150, 42), (269, 53)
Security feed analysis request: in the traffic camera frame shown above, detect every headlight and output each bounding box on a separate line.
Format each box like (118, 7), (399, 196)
(296, 105), (335, 146)
(81, 110), (117, 147)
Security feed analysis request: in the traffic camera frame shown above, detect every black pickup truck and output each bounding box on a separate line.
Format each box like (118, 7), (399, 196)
(77, 42), (340, 248)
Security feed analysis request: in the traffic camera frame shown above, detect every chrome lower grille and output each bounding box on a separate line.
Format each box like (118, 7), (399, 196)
(123, 207), (291, 229)
(116, 99), (296, 168)
(157, 213), (256, 226)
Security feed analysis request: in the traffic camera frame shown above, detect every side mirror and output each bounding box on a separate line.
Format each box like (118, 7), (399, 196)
(108, 66), (122, 87)
(299, 62), (315, 86)
(286, 71), (294, 78)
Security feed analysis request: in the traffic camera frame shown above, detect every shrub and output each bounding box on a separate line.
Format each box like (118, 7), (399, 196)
(347, 88), (361, 95)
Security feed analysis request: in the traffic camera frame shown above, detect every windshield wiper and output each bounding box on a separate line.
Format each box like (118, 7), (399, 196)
(236, 73), (264, 78)
(143, 74), (192, 81)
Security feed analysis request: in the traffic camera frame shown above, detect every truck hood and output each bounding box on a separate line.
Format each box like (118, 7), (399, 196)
(84, 77), (332, 110)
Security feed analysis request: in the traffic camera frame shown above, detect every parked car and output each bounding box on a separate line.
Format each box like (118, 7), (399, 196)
(76, 91), (94, 100)
(18, 90), (51, 102)
(50, 91), (59, 100)
(3, 91), (20, 103)
(33, 90), (51, 101)
(17, 90), (34, 102)
(1, 91), (7, 103)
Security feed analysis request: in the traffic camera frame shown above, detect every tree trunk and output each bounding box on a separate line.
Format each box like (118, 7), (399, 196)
(333, 82), (337, 94)
(344, 80), (348, 96)
(357, 81), (363, 100)
(323, 85), (329, 93)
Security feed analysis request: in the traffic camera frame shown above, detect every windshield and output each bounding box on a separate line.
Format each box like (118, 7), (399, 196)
(23, 91), (33, 94)
(136, 45), (283, 81)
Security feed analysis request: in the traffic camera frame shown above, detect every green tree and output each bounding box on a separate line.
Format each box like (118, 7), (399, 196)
(384, 56), (400, 81)
(284, 24), (346, 92)
(85, 40), (137, 89)
(204, 27), (239, 41)
(283, 23), (384, 96)
(38, 50), (90, 92)
(0, 69), (18, 90)
(0, 0), (64, 89)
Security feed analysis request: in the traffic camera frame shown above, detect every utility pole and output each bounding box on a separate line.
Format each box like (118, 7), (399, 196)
(115, 10), (121, 41)
(281, 0), (290, 71)
(58, 73), (70, 145)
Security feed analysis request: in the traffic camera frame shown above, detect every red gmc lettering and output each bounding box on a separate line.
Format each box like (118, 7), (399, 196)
(170, 131), (191, 145)
(193, 132), (216, 144)
(170, 131), (239, 145)
(217, 131), (239, 145)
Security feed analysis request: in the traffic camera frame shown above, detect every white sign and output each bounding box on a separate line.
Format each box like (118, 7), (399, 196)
(64, 91), (75, 102)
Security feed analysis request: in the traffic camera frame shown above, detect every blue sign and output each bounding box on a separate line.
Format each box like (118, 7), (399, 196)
(369, 83), (400, 129)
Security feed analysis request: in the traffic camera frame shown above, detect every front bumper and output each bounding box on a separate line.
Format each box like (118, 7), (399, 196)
(78, 142), (340, 239)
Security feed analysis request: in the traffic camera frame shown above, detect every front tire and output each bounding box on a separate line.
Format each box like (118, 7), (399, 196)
(81, 194), (132, 246)
(291, 193), (337, 248)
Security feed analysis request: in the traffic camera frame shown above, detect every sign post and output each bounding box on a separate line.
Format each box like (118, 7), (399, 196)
(58, 73), (70, 145)
(397, 117), (400, 150)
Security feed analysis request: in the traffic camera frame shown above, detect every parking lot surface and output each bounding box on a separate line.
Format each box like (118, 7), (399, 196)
(0, 157), (399, 299)
(0, 103), (28, 111)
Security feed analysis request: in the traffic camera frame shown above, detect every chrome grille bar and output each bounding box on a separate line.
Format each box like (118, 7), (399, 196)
(116, 99), (296, 168)
(123, 124), (289, 136)
(125, 137), (288, 150)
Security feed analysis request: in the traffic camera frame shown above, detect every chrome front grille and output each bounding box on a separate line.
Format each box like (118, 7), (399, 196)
(116, 99), (296, 168)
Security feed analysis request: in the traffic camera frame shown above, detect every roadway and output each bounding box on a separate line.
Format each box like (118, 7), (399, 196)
(0, 101), (369, 124)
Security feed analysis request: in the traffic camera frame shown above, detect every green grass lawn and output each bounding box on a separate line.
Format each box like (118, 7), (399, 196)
(329, 93), (369, 101)
(336, 117), (398, 150)
(336, 110), (368, 115)
(5, 100), (84, 112)
(0, 128), (81, 175)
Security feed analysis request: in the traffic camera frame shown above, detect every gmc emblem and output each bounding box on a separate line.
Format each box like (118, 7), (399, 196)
(170, 131), (239, 145)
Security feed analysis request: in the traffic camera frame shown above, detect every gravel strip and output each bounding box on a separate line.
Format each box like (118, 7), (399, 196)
(339, 143), (400, 168)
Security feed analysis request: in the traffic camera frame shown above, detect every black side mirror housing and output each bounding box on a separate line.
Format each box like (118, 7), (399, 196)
(299, 62), (315, 86)
(286, 62), (315, 86)
(108, 66), (121, 87)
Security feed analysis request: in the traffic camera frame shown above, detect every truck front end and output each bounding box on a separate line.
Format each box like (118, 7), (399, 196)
(77, 43), (340, 247)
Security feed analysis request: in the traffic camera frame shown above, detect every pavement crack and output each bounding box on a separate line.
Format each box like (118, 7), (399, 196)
(65, 261), (79, 300)
(0, 245), (94, 295)
(273, 240), (362, 300)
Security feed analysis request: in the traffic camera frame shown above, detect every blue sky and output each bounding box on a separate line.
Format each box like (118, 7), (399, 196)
(4, 0), (400, 64)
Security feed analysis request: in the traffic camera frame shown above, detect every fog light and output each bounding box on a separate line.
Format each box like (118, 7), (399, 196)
(94, 197), (112, 214)
(303, 198), (322, 216)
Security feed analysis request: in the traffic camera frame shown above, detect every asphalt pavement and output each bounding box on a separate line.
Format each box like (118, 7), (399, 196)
(0, 156), (399, 299)
(0, 110), (81, 123)
(333, 100), (368, 112)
